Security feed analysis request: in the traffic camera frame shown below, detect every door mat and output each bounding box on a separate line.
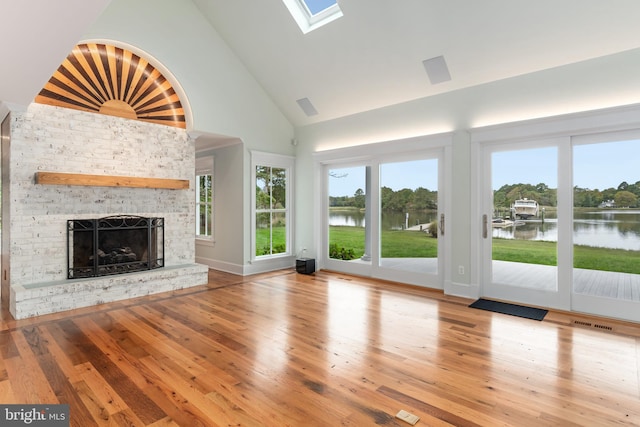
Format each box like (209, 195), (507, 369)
(469, 298), (548, 321)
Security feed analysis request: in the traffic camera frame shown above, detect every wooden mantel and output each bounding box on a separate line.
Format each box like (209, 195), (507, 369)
(35, 172), (189, 190)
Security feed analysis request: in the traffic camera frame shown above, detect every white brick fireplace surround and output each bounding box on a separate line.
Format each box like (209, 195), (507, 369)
(5, 104), (209, 319)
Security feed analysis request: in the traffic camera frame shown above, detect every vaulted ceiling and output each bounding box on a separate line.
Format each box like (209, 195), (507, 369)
(2, 0), (640, 128)
(0, 1), (112, 110)
(193, 0), (640, 126)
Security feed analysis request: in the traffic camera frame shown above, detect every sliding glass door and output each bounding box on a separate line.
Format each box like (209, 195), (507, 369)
(322, 143), (448, 289)
(481, 142), (565, 309)
(479, 129), (640, 322)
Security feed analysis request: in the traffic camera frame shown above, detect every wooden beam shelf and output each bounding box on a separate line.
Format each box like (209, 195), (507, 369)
(35, 172), (189, 190)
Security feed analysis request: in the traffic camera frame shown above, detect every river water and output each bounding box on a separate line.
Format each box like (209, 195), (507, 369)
(329, 210), (438, 230)
(329, 209), (640, 250)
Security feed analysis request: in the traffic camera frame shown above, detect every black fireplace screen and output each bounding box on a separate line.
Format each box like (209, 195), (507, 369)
(67, 215), (164, 279)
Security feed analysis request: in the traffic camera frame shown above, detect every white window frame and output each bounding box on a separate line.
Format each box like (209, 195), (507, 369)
(251, 151), (294, 260)
(196, 155), (214, 244)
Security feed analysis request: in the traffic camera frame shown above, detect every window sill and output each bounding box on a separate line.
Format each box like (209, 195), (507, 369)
(252, 253), (294, 263)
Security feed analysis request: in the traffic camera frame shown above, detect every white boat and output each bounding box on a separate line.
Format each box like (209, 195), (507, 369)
(511, 198), (538, 219)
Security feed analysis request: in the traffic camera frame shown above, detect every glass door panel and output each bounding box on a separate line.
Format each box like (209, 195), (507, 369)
(573, 139), (640, 310)
(327, 166), (367, 263)
(485, 145), (559, 305)
(379, 159), (439, 275)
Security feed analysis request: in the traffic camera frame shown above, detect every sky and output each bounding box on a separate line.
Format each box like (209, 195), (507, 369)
(493, 139), (640, 190)
(328, 138), (640, 197)
(303, 0), (337, 14)
(492, 146), (558, 189)
(329, 159), (438, 197)
(329, 166), (366, 197)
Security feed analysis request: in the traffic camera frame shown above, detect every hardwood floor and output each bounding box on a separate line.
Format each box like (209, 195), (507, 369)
(0, 269), (639, 426)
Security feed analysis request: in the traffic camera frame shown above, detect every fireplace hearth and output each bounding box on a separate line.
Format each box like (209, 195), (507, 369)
(68, 215), (164, 279)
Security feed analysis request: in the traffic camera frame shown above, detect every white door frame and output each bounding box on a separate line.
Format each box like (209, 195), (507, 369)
(477, 137), (571, 310)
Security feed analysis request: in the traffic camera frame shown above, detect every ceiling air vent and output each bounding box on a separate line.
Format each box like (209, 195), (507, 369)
(296, 97), (318, 116)
(422, 55), (452, 85)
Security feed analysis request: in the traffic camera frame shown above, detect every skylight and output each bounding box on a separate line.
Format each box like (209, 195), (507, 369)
(282, 0), (343, 34)
(303, 0), (337, 15)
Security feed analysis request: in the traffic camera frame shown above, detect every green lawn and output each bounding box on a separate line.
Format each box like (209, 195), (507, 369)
(256, 227), (287, 255)
(492, 238), (640, 274)
(573, 244), (637, 272)
(492, 238), (557, 265)
(259, 225), (640, 274)
(329, 226), (640, 274)
(330, 225), (437, 258)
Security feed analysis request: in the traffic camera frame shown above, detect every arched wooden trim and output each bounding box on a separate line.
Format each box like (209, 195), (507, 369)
(35, 43), (186, 129)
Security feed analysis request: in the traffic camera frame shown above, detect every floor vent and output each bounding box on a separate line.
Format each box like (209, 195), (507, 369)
(573, 320), (592, 327)
(573, 319), (614, 332)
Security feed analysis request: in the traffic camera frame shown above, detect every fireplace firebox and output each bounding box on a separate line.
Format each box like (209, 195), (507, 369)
(67, 215), (164, 279)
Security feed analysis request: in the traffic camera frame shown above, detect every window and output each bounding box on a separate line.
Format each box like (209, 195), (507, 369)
(282, 0), (343, 34)
(252, 151), (294, 258)
(196, 156), (214, 242)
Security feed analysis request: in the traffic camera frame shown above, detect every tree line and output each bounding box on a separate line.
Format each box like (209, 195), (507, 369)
(574, 181), (640, 208)
(330, 187), (437, 211)
(494, 181), (640, 208)
(329, 180), (640, 212)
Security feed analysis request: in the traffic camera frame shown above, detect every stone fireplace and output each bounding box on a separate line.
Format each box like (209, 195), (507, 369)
(3, 104), (209, 319)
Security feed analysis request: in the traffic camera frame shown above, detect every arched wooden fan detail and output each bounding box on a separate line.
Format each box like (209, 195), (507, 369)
(35, 43), (186, 129)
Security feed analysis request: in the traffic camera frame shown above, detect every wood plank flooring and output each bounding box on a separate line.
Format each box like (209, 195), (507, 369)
(0, 269), (639, 426)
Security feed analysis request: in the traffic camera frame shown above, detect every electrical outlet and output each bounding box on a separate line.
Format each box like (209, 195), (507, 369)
(458, 265), (465, 275)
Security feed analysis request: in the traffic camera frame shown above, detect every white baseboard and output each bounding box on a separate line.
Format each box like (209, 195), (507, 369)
(196, 257), (244, 275)
(195, 256), (296, 276)
(243, 256), (296, 275)
(445, 279), (479, 300)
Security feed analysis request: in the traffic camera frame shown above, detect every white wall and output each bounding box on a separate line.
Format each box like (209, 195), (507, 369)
(294, 48), (640, 290)
(196, 143), (245, 273)
(0, 0), (112, 106)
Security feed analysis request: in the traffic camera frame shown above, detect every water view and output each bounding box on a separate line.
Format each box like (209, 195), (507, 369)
(492, 210), (640, 250)
(329, 210), (437, 230)
(331, 209), (640, 251)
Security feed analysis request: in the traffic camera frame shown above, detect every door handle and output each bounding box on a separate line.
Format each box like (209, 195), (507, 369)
(482, 214), (488, 238)
(440, 213), (445, 236)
